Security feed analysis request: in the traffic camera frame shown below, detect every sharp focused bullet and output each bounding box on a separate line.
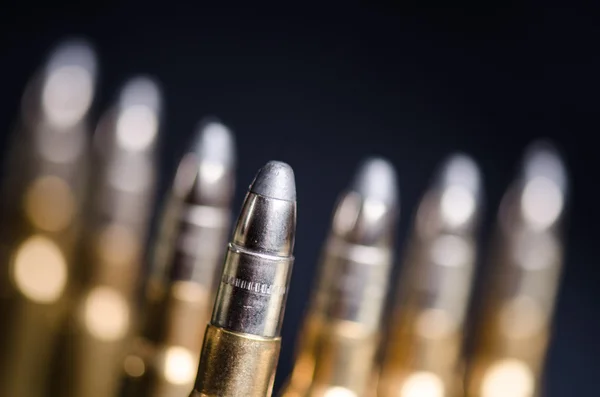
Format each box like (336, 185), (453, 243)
(281, 157), (398, 397)
(61, 77), (161, 397)
(0, 39), (97, 397)
(189, 160), (296, 397)
(466, 142), (568, 397)
(378, 154), (482, 397)
(120, 119), (236, 397)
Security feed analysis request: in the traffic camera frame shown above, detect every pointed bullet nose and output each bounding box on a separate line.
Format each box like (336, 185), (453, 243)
(46, 39), (97, 77)
(351, 157), (399, 205)
(118, 76), (162, 114)
(439, 153), (482, 197)
(522, 140), (567, 192)
(250, 161), (296, 201)
(194, 119), (236, 168)
(519, 140), (568, 229)
(41, 39), (97, 128)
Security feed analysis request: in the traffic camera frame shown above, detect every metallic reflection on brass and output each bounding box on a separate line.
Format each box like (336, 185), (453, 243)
(379, 154), (481, 397)
(322, 386), (358, 397)
(12, 235), (68, 303)
(480, 359), (534, 397)
(192, 325), (281, 397)
(466, 142), (567, 397)
(83, 286), (130, 341)
(400, 371), (445, 397)
(0, 39), (96, 397)
(161, 346), (197, 385)
(25, 176), (76, 232)
(190, 161), (296, 397)
(120, 119), (235, 397)
(282, 158), (398, 397)
(60, 77), (161, 397)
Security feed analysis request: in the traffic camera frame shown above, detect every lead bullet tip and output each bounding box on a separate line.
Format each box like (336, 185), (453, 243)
(522, 140), (567, 192)
(46, 39), (97, 77)
(119, 76), (162, 114)
(352, 157), (398, 205)
(250, 161), (296, 201)
(194, 119), (235, 167)
(440, 153), (481, 197)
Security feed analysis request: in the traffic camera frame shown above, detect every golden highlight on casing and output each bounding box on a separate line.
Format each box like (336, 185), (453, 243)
(466, 142), (568, 397)
(0, 40), (97, 397)
(281, 157), (398, 397)
(189, 161), (297, 397)
(378, 154), (482, 397)
(59, 77), (162, 397)
(120, 119), (236, 397)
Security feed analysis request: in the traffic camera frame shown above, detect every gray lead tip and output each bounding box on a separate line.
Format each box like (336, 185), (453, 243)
(250, 161), (296, 201)
(193, 118), (236, 167)
(351, 157), (399, 206)
(118, 76), (162, 114)
(439, 153), (481, 197)
(522, 140), (567, 192)
(46, 38), (97, 78)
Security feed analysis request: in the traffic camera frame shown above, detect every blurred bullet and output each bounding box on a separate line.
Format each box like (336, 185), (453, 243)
(189, 161), (296, 397)
(60, 77), (162, 397)
(281, 157), (399, 397)
(378, 154), (483, 397)
(120, 118), (236, 397)
(466, 142), (568, 397)
(0, 39), (97, 397)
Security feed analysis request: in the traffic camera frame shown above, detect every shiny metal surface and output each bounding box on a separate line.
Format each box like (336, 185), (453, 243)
(378, 154), (482, 397)
(318, 157), (398, 328)
(466, 142), (567, 397)
(308, 320), (380, 397)
(281, 157), (398, 397)
(213, 164), (296, 336)
(191, 161), (296, 397)
(249, 161), (296, 201)
(0, 40), (97, 397)
(192, 325), (281, 397)
(63, 77), (161, 397)
(120, 119), (236, 397)
(232, 192), (296, 256)
(150, 118), (235, 289)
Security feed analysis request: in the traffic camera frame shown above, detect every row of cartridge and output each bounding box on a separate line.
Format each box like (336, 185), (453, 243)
(0, 39), (567, 397)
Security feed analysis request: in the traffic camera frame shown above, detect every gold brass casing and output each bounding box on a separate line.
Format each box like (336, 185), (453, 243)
(129, 281), (211, 396)
(465, 143), (567, 397)
(281, 158), (398, 397)
(378, 155), (481, 397)
(308, 320), (379, 397)
(283, 315), (324, 397)
(190, 162), (296, 397)
(191, 324), (281, 397)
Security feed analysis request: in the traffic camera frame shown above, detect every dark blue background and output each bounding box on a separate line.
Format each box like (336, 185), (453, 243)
(1, 3), (598, 395)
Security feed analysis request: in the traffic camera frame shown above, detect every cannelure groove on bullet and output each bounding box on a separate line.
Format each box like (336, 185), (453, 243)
(118, 118), (237, 397)
(212, 160), (296, 337)
(191, 160), (296, 397)
(280, 157), (399, 397)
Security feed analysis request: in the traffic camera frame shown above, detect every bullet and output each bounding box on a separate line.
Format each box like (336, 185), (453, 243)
(63, 77), (162, 397)
(280, 157), (398, 397)
(189, 161), (297, 397)
(466, 142), (568, 397)
(378, 154), (482, 397)
(0, 39), (97, 397)
(120, 119), (236, 397)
